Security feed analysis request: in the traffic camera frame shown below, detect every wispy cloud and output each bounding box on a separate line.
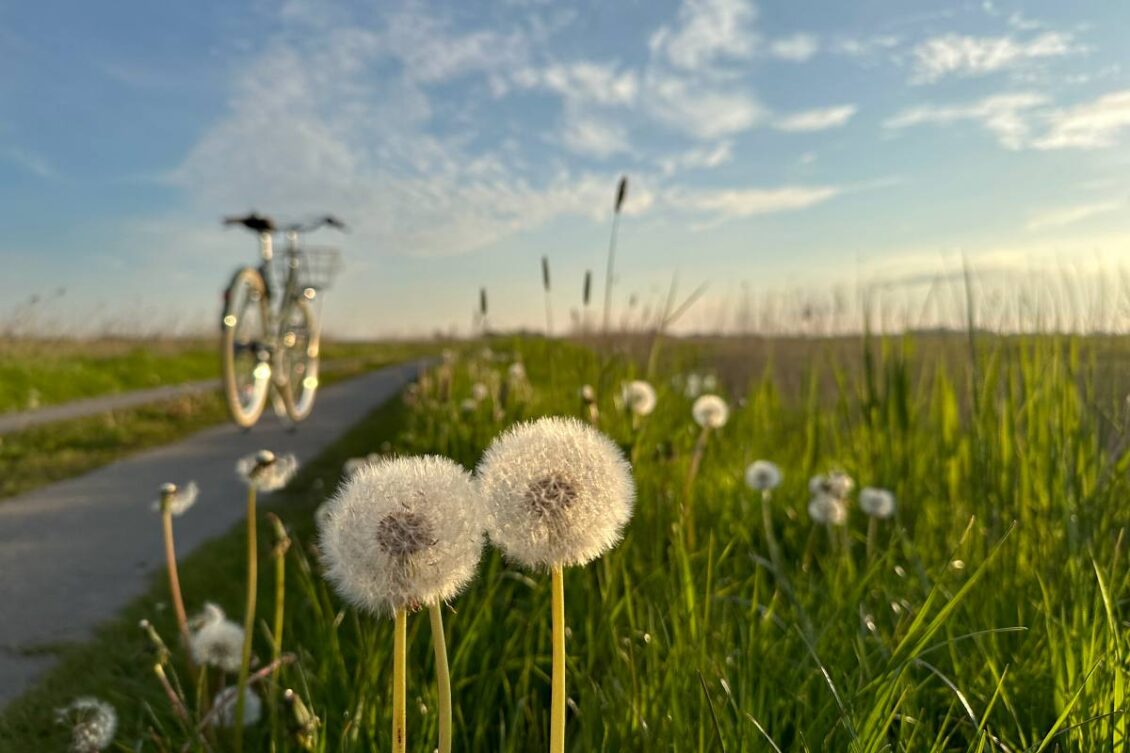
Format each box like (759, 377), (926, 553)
(885, 89), (1130, 151)
(1026, 200), (1123, 231)
(774, 104), (857, 132)
(512, 62), (638, 106)
(558, 116), (631, 158)
(911, 31), (1078, 84)
(1, 146), (57, 179)
(884, 92), (1048, 149)
(769, 33), (818, 62)
(1031, 90), (1130, 149)
(658, 141), (734, 175)
(648, 0), (758, 71)
(669, 184), (841, 223)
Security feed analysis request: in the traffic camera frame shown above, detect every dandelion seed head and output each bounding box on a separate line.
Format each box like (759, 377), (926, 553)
(859, 487), (896, 519)
(508, 362), (527, 382)
(580, 384), (596, 404)
(744, 460), (782, 491)
(692, 394), (729, 429)
(808, 471), (854, 499)
(236, 451), (298, 491)
(477, 416), (635, 569)
(189, 602), (244, 673)
(211, 686), (262, 727)
(683, 373), (703, 398)
(55, 697), (117, 752)
(471, 382), (489, 402)
(622, 380), (657, 417)
(152, 481), (199, 516)
(319, 455), (484, 616)
(808, 493), (848, 526)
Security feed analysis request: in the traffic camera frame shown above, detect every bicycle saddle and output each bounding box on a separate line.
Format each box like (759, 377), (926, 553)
(222, 213), (277, 233)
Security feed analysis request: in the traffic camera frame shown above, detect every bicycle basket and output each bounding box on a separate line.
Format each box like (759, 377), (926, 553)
(287, 248), (342, 291)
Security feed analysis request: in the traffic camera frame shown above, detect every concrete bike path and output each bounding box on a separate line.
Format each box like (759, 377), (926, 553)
(0, 360), (426, 708)
(0, 357), (381, 435)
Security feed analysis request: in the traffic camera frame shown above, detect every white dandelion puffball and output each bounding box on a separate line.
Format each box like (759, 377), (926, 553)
(692, 394), (729, 429)
(211, 686), (262, 728)
(859, 487), (896, 519)
(744, 461), (782, 492)
(152, 481), (199, 516)
(622, 380), (657, 417)
(56, 697), (117, 753)
(808, 493), (848, 526)
(683, 373), (703, 398)
(319, 455), (484, 615)
(471, 382), (490, 402)
(509, 362), (527, 382)
(477, 416), (635, 570)
(189, 603), (245, 673)
(809, 471), (854, 500)
(580, 384), (596, 403)
(236, 450), (299, 491)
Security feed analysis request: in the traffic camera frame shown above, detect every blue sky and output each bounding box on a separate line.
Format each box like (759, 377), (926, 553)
(2, 0), (1129, 336)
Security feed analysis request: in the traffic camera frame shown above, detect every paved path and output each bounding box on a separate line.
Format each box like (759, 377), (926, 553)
(0, 357), (379, 435)
(0, 360), (424, 708)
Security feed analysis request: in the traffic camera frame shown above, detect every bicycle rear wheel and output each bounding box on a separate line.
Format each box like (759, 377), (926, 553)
(278, 297), (320, 422)
(221, 267), (272, 428)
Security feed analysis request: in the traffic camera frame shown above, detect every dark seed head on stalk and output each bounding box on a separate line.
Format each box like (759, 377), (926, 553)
(615, 176), (628, 213)
(480, 288), (488, 316)
(542, 256), (551, 292)
(377, 511), (436, 558)
(583, 271), (592, 306)
(525, 473), (579, 517)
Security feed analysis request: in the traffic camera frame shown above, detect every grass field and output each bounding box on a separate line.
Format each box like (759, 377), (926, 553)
(0, 340), (435, 500)
(5, 332), (1130, 752)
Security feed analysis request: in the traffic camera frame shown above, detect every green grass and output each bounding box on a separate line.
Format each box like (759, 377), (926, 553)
(5, 334), (1130, 752)
(0, 342), (434, 501)
(0, 337), (428, 414)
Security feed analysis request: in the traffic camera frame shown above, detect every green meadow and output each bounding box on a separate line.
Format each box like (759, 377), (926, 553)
(5, 331), (1129, 752)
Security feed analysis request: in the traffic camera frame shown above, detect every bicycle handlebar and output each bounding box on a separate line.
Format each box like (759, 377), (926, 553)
(221, 213), (347, 235)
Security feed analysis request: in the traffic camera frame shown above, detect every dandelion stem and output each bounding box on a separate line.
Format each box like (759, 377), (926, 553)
(683, 427), (710, 549)
(234, 485), (258, 752)
(393, 608), (408, 753)
(760, 490), (782, 576)
(160, 505), (191, 658)
(268, 514), (290, 751)
(866, 517), (878, 563)
(429, 603), (453, 753)
(550, 565), (566, 753)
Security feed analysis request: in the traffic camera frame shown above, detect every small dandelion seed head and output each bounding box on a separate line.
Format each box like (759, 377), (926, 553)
(319, 455), (484, 616)
(477, 416), (635, 570)
(211, 686), (262, 728)
(188, 602), (244, 673)
(580, 384), (596, 404)
(236, 451), (298, 491)
(859, 487), (896, 519)
(152, 481), (199, 516)
(508, 362), (527, 382)
(622, 380), (657, 417)
(808, 471), (854, 500)
(808, 493), (848, 526)
(744, 460), (782, 491)
(55, 697), (117, 753)
(692, 394), (729, 429)
(471, 382), (489, 402)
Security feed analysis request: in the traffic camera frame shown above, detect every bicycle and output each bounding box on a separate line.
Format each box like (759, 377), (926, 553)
(219, 212), (345, 428)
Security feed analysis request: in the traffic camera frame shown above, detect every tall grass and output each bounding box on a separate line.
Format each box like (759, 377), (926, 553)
(24, 327), (1129, 752)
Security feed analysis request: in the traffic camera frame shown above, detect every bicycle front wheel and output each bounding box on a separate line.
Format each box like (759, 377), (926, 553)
(221, 267), (272, 428)
(278, 296), (320, 422)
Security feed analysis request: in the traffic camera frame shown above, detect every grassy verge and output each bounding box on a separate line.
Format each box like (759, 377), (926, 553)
(0, 343), (433, 501)
(0, 337), (430, 414)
